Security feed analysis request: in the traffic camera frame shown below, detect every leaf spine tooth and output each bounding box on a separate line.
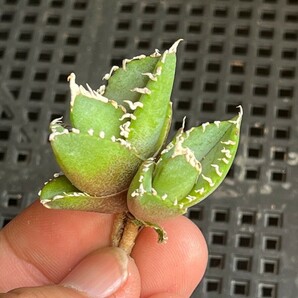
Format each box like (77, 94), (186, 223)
(131, 190), (138, 197)
(139, 175), (144, 183)
(228, 105), (243, 129)
(51, 117), (63, 126)
(151, 188), (157, 195)
(211, 164), (223, 177)
(102, 66), (119, 80)
(236, 105), (243, 129)
(195, 187), (205, 194)
(97, 85), (106, 95)
(111, 136), (116, 142)
(186, 195), (196, 201)
(179, 203), (185, 209)
(202, 174), (215, 187)
(221, 147), (232, 159)
(218, 158), (229, 164)
(122, 54), (146, 70)
(169, 39), (184, 53)
(139, 183), (145, 196)
(131, 87), (152, 95)
(72, 128), (80, 134)
(114, 137), (132, 149)
(53, 172), (62, 178)
(52, 194), (65, 200)
(67, 73), (80, 107)
(221, 140), (236, 145)
(202, 122), (210, 132)
(123, 100), (144, 110)
(173, 199), (178, 206)
(88, 128), (94, 136)
(150, 49), (161, 57)
(49, 129), (69, 141)
(99, 131), (105, 139)
(161, 50), (168, 63)
(119, 121), (131, 138)
(142, 72), (158, 81)
(155, 66), (162, 76)
(119, 113), (136, 121)
(161, 194), (168, 200)
(214, 121), (221, 127)
(38, 190), (41, 196)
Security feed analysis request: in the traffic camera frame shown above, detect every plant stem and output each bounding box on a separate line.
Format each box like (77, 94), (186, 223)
(111, 212), (141, 254)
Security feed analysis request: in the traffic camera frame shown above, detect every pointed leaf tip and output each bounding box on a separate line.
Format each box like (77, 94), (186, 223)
(169, 39), (184, 53)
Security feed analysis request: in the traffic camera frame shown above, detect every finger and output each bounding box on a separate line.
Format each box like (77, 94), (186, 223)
(148, 294), (185, 298)
(2, 247), (141, 298)
(0, 200), (207, 297)
(0, 201), (114, 290)
(132, 216), (208, 298)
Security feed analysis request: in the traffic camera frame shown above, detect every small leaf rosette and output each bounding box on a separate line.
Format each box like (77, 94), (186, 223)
(127, 107), (243, 224)
(40, 41), (182, 212)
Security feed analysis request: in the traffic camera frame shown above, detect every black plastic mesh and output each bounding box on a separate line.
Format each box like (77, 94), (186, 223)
(1, 0), (297, 297)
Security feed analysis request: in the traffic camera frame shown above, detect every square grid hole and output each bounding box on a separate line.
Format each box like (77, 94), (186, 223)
(258, 283), (277, 298)
(231, 280), (250, 296)
(212, 208), (229, 223)
(234, 256), (252, 272)
(236, 233), (254, 248)
(247, 144), (263, 159)
(210, 231), (227, 245)
(260, 258), (279, 274)
(264, 212), (283, 228)
(263, 236), (281, 251)
(204, 278), (222, 293)
(209, 254), (225, 269)
(188, 207), (203, 221)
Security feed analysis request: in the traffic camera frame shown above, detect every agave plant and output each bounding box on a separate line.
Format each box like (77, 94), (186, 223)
(40, 40), (242, 252)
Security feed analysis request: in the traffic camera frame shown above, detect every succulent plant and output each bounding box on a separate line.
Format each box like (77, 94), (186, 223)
(39, 40), (242, 251)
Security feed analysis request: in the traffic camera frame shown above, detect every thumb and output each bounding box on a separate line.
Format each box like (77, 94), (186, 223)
(2, 247), (140, 298)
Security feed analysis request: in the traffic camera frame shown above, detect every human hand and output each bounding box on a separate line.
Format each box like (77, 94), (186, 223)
(0, 201), (207, 297)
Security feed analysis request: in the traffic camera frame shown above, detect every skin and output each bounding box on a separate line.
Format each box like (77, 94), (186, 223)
(0, 201), (208, 298)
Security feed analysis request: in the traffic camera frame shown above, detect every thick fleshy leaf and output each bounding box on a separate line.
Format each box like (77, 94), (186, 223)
(128, 108), (243, 223)
(126, 49), (177, 158)
(50, 129), (143, 196)
(40, 175), (79, 201)
(152, 154), (200, 202)
(40, 175), (127, 213)
(178, 108), (242, 207)
(104, 56), (160, 106)
(70, 94), (125, 139)
(127, 160), (184, 223)
(152, 102), (172, 157)
(42, 190), (128, 213)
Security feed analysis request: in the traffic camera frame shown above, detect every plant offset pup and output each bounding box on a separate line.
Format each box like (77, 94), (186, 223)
(40, 40), (242, 252)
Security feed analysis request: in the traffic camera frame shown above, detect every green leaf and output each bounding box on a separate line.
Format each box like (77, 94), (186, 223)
(104, 56), (160, 106)
(50, 129), (143, 196)
(42, 190), (128, 213)
(40, 175), (79, 202)
(152, 154), (200, 203)
(127, 160), (184, 223)
(127, 51), (177, 158)
(70, 94), (125, 139)
(180, 108), (243, 207)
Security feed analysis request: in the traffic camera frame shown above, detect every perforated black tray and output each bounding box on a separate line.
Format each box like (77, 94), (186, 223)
(1, 1), (297, 297)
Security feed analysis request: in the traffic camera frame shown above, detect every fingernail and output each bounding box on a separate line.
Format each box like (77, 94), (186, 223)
(61, 247), (128, 298)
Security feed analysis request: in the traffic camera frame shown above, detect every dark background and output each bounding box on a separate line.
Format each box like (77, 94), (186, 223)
(0, 0), (297, 297)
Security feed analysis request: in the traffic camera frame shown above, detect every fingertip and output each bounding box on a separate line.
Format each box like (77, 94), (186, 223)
(132, 216), (208, 298)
